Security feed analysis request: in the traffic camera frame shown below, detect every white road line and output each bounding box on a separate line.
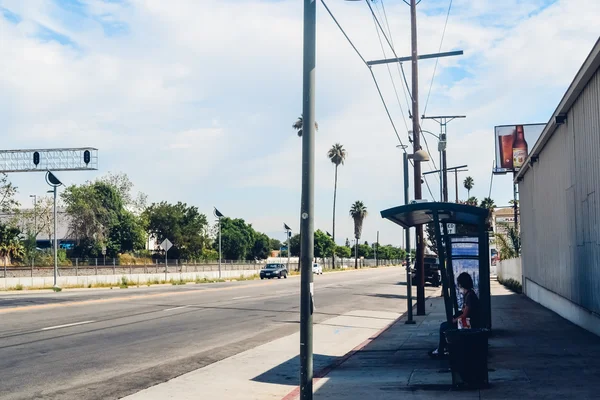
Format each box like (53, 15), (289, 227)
(232, 296), (251, 300)
(163, 305), (190, 312)
(40, 321), (95, 331)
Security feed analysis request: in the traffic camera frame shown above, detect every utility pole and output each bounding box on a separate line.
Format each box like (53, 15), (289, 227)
(422, 115), (466, 202)
(300, 0), (316, 398)
(409, 0), (426, 316)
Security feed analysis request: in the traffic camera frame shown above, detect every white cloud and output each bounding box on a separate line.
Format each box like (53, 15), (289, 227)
(0, 0), (598, 246)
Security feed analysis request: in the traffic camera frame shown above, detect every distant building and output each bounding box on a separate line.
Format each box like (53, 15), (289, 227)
(492, 207), (516, 236)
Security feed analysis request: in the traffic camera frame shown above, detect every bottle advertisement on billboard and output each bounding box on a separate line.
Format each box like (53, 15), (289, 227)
(494, 123), (546, 174)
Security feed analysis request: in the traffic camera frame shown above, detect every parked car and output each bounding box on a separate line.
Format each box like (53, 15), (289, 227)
(410, 256), (441, 287)
(312, 263), (323, 275)
(260, 263), (288, 279)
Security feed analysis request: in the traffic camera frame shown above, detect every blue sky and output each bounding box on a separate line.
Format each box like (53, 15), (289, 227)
(1, 0), (598, 245)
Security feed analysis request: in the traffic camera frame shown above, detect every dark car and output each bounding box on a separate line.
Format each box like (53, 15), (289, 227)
(260, 263), (288, 280)
(411, 256), (441, 287)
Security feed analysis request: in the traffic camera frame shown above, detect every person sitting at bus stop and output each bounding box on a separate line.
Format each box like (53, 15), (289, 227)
(429, 272), (481, 358)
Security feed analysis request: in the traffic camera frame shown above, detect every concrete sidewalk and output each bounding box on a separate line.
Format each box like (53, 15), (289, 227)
(301, 281), (600, 400)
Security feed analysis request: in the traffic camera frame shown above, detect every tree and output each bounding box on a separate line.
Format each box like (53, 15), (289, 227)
(289, 233), (301, 257)
(292, 115), (319, 138)
(0, 223), (24, 265)
(480, 197), (496, 210)
(314, 229), (335, 259)
(328, 143), (347, 268)
(335, 245), (351, 258)
(143, 202), (209, 259)
(352, 243), (372, 259)
(349, 201), (367, 269)
(0, 174), (19, 213)
(98, 172), (148, 214)
(251, 232), (271, 260)
(270, 238), (283, 251)
(212, 217), (271, 261)
(463, 176), (474, 198)
(466, 196), (479, 206)
(495, 226), (521, 260)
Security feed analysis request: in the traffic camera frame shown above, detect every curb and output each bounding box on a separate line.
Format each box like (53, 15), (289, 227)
(281, 299), (425, 400)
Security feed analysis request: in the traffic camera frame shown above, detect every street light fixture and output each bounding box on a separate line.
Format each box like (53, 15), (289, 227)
(45, 171), (62, 289)
(214, 208), (224, 279)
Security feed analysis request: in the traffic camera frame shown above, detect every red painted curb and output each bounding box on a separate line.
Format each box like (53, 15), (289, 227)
(281, 304), (418, 400)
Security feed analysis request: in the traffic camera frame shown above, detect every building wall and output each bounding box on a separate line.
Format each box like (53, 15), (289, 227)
(497, 258), (522, 284)
(520, 66), (600, 316)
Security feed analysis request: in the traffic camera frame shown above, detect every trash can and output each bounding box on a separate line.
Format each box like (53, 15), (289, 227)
(445, 328), (489, 389)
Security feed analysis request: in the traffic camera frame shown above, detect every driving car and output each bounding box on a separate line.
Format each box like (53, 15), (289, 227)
(260, 263), (288, 279)
(312, 263), (323, 275)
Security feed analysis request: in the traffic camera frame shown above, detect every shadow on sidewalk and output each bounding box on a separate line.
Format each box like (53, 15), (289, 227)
(300, 281), (600, 399)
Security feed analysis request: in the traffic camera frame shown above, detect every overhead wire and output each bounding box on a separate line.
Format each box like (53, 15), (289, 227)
(370, 4), (409, 133)
(368, 0), (439, 190)
(377, 0), (412, 115)
(320, 0), (436, 200)
(422, 0), (453, 119)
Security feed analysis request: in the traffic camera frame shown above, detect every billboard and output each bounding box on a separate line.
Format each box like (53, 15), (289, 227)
(493, 123), (546, 174)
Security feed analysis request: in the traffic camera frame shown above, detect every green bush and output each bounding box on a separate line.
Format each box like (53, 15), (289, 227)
(499, 278), (522, 294)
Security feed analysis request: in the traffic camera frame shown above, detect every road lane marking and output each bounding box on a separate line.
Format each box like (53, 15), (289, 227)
(0, 267), (399, 315)
(40, 321), (95, 331)
(232, 296), (251, 300)
(163, 305), (190, 312)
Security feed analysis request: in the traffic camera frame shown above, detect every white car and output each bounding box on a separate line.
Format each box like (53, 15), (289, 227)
(312, 263), (323, 275)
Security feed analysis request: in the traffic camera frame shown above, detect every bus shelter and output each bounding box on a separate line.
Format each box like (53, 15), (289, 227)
(381, 203), (492, 329)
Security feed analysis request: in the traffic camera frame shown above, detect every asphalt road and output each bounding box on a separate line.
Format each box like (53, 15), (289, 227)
(0, 267), (418, 400)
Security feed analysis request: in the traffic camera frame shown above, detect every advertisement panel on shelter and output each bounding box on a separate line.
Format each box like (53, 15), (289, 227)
(450, 237), (480, 310)
(494, 123), (545, 174)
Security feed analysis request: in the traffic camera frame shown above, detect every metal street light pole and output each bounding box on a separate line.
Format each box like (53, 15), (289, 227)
(45, 171), (62, 289)
(300, 0), (316, 398)
(30, 194), (37, 269)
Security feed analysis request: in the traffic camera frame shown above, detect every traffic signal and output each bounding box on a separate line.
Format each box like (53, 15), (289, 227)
(33, 151), (40, 166)
(83, 150), (91, 165)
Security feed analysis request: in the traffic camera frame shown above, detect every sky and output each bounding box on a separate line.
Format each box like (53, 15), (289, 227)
(0, 0), (599, 247)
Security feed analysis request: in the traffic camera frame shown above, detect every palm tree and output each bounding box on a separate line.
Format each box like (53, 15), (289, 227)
(466, 196), (479, 206)
(480, 197), (496, 210)
(349, 201), (367, 269)
(328, 143), (347, 268)
(463, 176), (474, 198)
(292, 115), (319, 137)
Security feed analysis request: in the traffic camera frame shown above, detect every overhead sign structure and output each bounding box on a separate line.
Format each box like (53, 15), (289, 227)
(493, 124), (545, 174)
(0, 148), (98, 173)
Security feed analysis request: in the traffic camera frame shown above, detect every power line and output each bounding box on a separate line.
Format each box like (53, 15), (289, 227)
(321, 0), (436, 200)
(370, 6), (410, 133)
(365, 0), (414, 104)
(377, 0), (412, 114)
(422, 0), (453, 118)
(368, 0), (439, 183)
(320, 0), (403, 146)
